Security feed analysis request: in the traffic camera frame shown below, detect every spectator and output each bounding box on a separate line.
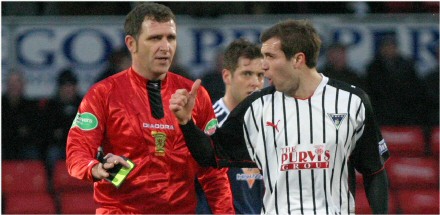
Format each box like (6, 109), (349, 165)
(42, 68), (82, 175)
(2, 70), (42, 160)
(95, 47), (131, 83)
(366, 37), (427, 125)
(56, 2), (133, 15)
(423, 46), (439, 126)
(321, 43), (365, 89)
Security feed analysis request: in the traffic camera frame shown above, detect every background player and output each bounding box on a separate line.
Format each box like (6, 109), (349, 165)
(196, 38), (265, 214)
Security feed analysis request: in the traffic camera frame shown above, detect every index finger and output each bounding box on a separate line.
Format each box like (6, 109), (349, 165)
(189, 79), (201, 97)
(118, 158), (131, 168)
(105, 154), (131, 168)
(103, 153), (114, 160)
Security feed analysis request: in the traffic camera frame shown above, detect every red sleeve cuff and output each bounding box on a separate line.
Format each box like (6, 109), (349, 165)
(86, 160), (101, 182)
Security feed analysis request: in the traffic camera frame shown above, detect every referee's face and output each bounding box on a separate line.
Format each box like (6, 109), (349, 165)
(261, 37), (299, 96)
(126, 18), (177, 80)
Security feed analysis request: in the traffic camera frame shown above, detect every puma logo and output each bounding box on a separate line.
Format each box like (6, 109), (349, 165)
(266, 120), (280, 132)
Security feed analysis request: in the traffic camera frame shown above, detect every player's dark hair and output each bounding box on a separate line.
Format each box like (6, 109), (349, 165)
(223, 38), (262, 73)
(260, 19), (321, 68)
(124, 3), (175, 40)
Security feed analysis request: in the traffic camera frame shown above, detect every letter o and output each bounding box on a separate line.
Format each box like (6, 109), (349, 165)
(63, 29), (112, 66)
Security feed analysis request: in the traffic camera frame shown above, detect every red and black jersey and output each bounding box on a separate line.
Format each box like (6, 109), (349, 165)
(66, 68), (233, 214)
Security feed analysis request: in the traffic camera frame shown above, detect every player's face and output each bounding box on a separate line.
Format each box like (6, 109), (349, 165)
(261, 37), (299, 96)
(127, 19), (177, 79)
(228, 57), (265, 103)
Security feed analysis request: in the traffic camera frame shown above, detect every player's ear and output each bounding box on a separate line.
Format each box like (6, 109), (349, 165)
(125, 35), (137, 53)
(222, 69), (232, 85)
(292, 52), (305, 68)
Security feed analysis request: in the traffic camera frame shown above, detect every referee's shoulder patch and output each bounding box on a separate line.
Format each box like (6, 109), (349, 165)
(204, 118), (218, 135)
(71, 112), (98, 131)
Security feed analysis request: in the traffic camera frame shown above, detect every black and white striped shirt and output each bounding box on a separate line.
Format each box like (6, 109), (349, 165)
(212, 75), (390, 214)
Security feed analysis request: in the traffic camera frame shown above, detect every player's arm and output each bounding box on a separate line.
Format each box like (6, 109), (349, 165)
(363, 170), (389, 214)
(180, 117), (256, 167)
(351, 90), (390, 214)
(171, 79), (255, 167)
(176, 79), (220, 167)
(180, 119), (217, 166)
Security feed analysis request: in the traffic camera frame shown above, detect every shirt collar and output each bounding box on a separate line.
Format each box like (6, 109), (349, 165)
(128, 67), (168, 89)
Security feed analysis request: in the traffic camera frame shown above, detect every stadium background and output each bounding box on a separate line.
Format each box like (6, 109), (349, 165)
(1, 1), (439, 214)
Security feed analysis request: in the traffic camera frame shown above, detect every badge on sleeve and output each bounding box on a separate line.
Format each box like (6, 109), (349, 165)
(378, 139), (388, 155)
(204, 118), (218, 135)
(71, 112), (98, 130)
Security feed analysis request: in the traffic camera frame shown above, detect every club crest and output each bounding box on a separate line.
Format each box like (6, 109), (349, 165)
(327, 113), (347, 130)
(152, 131), (166, 156)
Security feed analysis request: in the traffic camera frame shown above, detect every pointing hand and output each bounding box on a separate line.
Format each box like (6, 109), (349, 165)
(169, 79), (201, 125)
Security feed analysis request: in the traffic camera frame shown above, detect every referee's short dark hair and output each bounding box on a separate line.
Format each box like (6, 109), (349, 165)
(223, 38), (262, 73)
(124, 3), (175, 40)
(260, 19), (322, 68)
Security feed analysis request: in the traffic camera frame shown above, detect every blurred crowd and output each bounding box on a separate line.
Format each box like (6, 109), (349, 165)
(2, 1), (439, 17)
(1, 0), (439, 194)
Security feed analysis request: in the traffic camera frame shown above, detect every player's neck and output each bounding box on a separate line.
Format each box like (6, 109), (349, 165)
(292, 69), (322, 99)
(222, 93), (238, 112)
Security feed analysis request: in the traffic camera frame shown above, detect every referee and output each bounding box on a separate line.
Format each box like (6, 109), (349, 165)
(170, 19), (389, 214)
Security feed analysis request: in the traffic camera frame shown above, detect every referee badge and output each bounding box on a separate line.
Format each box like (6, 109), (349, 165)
(328, 113), (347, 130)
(152, 131), (166, 156)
